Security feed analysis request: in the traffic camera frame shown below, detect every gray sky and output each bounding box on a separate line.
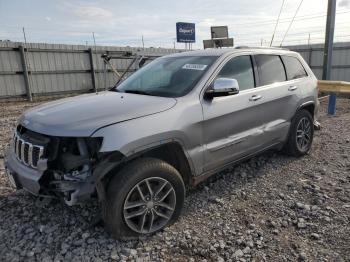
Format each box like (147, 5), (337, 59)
(0, 0), (350, 48)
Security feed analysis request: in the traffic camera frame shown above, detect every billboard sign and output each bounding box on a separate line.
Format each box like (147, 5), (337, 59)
(203, 38), (234, 49)
(176, 22), (196, 43)
(211, 26), (229, 39)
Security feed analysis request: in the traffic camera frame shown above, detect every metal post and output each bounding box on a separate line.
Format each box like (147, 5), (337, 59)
(103, 59), (107, 91)
(19, 45), (32, 101)
(88, 48), (97, 93)
(308, 48), (312, 66)
(322, 0), (336, 115)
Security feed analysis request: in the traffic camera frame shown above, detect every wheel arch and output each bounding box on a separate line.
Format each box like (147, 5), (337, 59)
(135, 141), (193, 186)
(297, 101), (315, 118)
(95, 141), (194, 200)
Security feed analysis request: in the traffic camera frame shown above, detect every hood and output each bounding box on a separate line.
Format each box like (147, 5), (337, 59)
(20, 91), (177, 137)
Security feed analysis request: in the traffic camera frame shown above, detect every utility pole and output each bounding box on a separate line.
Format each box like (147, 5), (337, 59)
(142, 35), (145, 50)
(322, 0), (336, 115)
(92, 32), (96, 48)
(22, 27), (27, 43)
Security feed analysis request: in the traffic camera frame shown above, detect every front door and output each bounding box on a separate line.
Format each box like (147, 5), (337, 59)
(201, 55), (261, 172)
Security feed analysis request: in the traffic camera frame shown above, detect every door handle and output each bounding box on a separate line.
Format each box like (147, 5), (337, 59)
(249, 95), (262, 101)
(288, 86), (298, 91)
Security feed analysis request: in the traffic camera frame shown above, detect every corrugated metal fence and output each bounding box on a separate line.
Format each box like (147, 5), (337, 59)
(1, 41), (350, 99)
(0, 41), (181, 99)
(287, 42), (350, 81)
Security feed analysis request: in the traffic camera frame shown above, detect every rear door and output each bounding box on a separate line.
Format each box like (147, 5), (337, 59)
(251, 54), (302, 145)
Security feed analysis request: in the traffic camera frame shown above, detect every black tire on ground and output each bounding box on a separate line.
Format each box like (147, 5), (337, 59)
(284, 109), (314, 157)
(102, 157), (185, 240)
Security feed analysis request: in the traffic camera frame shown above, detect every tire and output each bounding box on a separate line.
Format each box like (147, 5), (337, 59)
(284, 109), (314, 157)
(102, 157), (185, 239)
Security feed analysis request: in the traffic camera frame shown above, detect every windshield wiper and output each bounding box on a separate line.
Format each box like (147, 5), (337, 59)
(123, 90), (154, 96)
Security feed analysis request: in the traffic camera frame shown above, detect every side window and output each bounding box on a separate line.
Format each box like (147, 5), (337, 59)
(255, 55), (286, 86)
(282, 56), (308, 80)
(216, 55), (255, 91)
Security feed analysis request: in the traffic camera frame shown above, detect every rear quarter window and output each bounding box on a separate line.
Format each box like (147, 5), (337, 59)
(282, 56), (308, 80)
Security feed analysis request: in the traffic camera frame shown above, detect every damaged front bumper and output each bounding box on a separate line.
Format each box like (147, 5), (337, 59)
(4, 147), (96, 206)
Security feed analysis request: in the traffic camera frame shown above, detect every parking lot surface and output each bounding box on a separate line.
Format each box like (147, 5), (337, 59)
(0, 97), (349, 261)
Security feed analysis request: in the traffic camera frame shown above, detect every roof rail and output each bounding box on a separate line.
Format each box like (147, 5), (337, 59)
(234, 46), (289, 51)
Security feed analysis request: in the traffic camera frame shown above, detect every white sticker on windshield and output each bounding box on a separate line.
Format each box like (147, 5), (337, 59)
(182, 64), (208, 70)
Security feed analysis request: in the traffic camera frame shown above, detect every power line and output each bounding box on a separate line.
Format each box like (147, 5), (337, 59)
(233, 26), (350, 41)
(270, 0), (285, 46)
(227, 9), (350, 27)
(238, 33), (350, 46)
(226, 21), (350, 38)
(280, 0), (304, 46)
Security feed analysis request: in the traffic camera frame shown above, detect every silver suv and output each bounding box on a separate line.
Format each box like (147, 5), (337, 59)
(5, 47), (318, 239)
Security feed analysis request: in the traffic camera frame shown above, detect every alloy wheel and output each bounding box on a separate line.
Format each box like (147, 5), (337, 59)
(123, 177), (176, 234)
(296, 117), (312, 152)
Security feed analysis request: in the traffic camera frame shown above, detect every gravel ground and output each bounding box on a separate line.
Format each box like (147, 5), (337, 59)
(0, 97), (349, 262)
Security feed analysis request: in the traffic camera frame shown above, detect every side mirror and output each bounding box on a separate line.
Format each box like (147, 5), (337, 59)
(205, 78), (240, 99)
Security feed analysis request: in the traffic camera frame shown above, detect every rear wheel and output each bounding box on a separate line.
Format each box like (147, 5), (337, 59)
(284, 109), (314, 156)
(102, 158), (185, 239)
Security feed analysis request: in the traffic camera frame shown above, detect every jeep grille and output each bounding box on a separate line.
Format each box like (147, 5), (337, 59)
(13, 132), (44, 168)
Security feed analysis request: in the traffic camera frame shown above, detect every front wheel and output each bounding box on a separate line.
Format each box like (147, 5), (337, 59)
(284, 109), (314, 156)
(102, 158), (185, 239)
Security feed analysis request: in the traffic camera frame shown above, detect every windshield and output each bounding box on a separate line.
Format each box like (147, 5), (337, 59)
(114, 56), (218, 97)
